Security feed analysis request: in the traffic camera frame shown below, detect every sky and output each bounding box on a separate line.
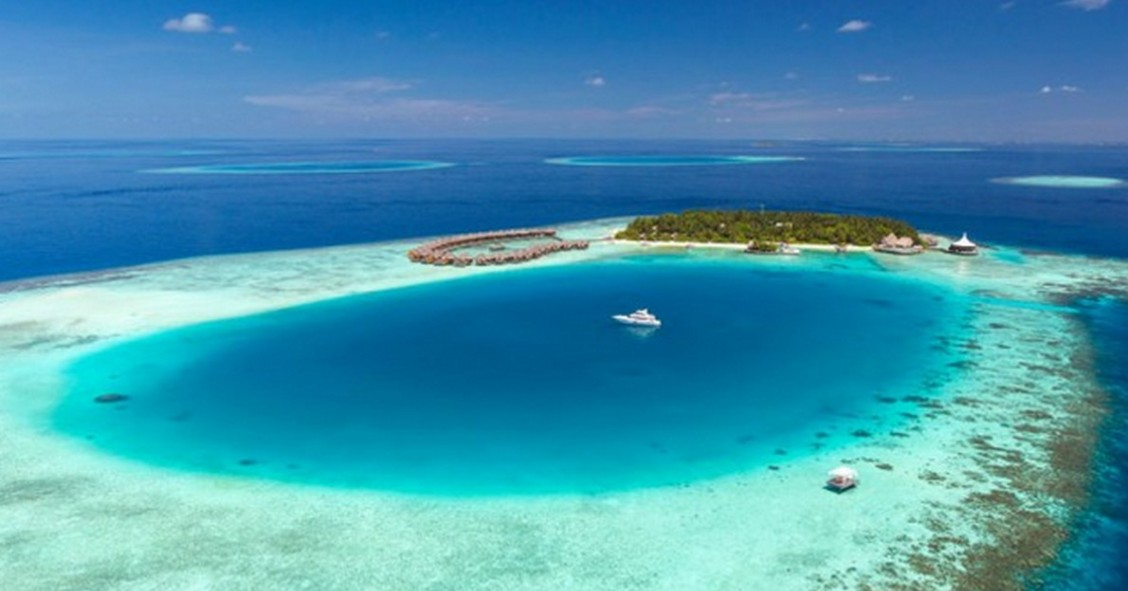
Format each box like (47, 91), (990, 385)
(0, 0), (1125, 142)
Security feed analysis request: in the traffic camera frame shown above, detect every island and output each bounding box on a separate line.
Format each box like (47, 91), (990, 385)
(614, 209), (923, 252)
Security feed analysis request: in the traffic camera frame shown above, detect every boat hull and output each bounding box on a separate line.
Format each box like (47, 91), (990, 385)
(612, 315), (661, 327)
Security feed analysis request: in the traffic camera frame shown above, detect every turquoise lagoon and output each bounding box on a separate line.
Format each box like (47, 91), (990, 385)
(57, 254), (965, 495)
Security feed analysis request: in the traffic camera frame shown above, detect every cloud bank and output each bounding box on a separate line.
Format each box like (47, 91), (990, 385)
(244, 77), (497, 123)
(1060, 0), (1111, 10)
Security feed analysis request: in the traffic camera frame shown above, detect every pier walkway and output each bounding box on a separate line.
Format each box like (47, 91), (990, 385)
(407, 228), (589, 267)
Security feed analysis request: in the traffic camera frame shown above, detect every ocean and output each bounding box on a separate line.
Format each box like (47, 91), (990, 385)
(2, 139), (1126, 588)
(1, 139), (1126, 283)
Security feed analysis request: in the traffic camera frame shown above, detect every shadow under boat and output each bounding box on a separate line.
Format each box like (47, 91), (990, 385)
(625, 326), (659, 339)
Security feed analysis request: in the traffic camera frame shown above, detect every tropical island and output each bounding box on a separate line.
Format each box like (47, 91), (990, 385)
(614, 209), (923, 251)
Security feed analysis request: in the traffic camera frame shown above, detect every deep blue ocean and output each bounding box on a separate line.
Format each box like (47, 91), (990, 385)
(3, 139), (1126, 586)
(1, 139), (1125, 282)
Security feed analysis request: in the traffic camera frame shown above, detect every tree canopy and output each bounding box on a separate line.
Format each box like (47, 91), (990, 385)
(615, 210), (922, 246)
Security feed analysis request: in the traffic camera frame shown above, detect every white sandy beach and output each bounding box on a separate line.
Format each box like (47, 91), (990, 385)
(1, 218), (1125, 590)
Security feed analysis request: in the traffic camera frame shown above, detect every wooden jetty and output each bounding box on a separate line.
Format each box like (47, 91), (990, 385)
(407, 228), (589, 267)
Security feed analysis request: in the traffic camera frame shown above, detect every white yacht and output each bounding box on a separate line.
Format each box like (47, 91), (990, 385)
(613, 308), (662, 327)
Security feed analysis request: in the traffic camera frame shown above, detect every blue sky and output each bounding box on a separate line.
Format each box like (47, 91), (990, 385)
(1, 0), (1125, 141)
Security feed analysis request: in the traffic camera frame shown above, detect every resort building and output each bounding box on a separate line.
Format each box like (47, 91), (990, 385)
(947, 233), (979, 256)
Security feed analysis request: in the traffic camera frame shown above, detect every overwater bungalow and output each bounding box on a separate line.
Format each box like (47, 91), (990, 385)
(946, 233), (979, 256)
(873, 233), (923, 255)
(407, 228), (588, 267)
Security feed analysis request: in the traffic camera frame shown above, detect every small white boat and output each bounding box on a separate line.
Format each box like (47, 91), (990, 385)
(613, 308), (662, 327)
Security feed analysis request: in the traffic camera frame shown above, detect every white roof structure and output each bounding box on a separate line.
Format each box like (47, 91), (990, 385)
(952, 232), (977, 248)
(828, 466), (858, 479)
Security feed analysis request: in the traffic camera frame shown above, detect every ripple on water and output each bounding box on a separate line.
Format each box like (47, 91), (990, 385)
(544, 155), (804, 167)
(142, 160), (456, 175)
(992, 176), (1126, 189)
(837, 146), (983, 153)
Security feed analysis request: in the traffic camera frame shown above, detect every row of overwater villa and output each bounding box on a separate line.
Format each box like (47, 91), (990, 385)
(407, 228), (590, 267)
(873, 232), (980, 256)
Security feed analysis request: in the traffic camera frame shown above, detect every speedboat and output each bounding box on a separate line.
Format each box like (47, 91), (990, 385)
(613, 308), (661, 327)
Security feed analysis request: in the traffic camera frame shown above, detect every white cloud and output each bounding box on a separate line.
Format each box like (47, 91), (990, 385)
(709, 92), (752, 105)
(901, 95), (916, 102)
(784, 72), (800, 80)
(837, 20), (872, 33)
(1060, 0), (1110, 10)
(708, 92), (811, 112)
(163, 13), (214, 33)
(796, 22), (811, 32)
(375, 30), (391, 40)
(1000, 1), (1018, 10)
(584, 76), (607, 87)
(163, 13), (238, 35)
(334, 77), (414, 93)
(232, 42), (252, 53)
(627, 106), (678, 118)
(1040, 84), (1084, 94)
(857, 73), (893, 83)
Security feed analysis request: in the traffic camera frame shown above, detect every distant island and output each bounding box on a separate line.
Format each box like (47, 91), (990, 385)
(615, 210), (923, 251)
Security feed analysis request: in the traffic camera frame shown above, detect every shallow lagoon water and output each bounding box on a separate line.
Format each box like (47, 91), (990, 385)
(57, 255), (959, 495)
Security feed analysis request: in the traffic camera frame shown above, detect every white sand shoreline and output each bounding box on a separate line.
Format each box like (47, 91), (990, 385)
(612, 238), (874, 253)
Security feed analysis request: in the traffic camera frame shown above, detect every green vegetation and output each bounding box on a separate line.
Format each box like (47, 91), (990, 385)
(615, 210), (922, 246)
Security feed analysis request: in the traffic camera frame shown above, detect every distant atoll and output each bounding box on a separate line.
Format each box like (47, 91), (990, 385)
(992, 175), (1125, 189)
